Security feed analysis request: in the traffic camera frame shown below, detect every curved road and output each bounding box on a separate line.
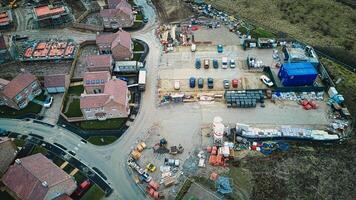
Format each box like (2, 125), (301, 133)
(1, 0), (160, 199)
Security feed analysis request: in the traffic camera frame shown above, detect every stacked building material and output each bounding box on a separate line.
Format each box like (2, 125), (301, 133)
(225, 90), (264, 108)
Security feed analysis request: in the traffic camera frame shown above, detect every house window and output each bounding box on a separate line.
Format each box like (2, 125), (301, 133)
(91, 80), (95, 84)
(96, 80), (100, 84)
(31, 82), (37, 89)
(16, 94), (22, 101)
(101, 80), (105, 84)
(86, 80), (90, 85)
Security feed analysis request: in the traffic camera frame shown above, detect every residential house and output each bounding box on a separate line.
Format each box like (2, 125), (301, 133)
(32, 4), (72, 28)
(2, 153), (77, 200)
(101, 0), (134, 29)
(0, 72), (42, 110)
(80, 79), (130, 121)
(0, 33), (12, 64)
(44, 74), (69, 93)
(96, 30), (133, 61)
(0, 137), (17, 176)
(83, 71), (111, 94)
(86, 54), (113, 72)
(107, 0), (130, 9)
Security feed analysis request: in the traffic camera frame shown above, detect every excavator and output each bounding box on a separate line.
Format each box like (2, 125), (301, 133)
(8, 0), (18, 9)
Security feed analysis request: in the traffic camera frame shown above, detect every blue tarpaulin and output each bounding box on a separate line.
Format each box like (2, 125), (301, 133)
(216, 176), (232, 194)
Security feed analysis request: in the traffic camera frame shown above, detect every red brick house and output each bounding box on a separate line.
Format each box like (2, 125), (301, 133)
(80, 79), (130, 121)
(96, 30), (133, 61)
(107, 0), (130, 9)
(86, 54), (113, 72)
(0, 137), (17, 176)
(0, 72), (41, 110)
(83, 71), (111, 94)
(44, 74), (69, 94)
(2, 153), (77, 200)
(101, 3), (134, 29)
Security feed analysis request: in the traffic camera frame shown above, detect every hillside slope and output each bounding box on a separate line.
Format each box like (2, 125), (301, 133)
(205, 0), (356, 67)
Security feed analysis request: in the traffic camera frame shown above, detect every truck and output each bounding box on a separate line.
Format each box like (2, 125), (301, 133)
(138, 69), (146, 91)
(222, 57), (228, 69)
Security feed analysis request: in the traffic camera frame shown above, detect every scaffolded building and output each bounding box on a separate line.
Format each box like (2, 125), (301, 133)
(0, 9), (12, 29)
(17, 39), (77, 61)
(32, 4), (73, 28)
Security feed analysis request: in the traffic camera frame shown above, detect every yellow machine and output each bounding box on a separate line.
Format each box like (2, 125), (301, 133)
(146, 163), (156, 172)
(9, 0), (17, 9)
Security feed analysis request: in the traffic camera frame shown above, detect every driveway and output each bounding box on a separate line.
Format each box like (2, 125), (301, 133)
(42, 93), (64, 125)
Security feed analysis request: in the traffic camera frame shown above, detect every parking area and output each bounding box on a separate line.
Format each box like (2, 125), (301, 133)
(158, 45), (275, 93)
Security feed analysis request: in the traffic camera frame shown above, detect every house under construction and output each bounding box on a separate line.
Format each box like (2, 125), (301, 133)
(0, 9), (12, 29)
(17, 39), (77, 61)
(32, 4), (73, 28)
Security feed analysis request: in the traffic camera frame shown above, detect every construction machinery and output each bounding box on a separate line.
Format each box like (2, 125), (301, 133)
(8, 0), (17, 9)
(146, 163), (156, 172)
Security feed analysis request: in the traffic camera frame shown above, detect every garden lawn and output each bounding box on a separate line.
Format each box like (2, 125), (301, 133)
(79, 118), (126, 130)
(87, 136), (118, 146)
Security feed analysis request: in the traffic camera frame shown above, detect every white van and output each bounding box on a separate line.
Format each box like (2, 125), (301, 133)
(222, 57), (228, 69)
(191, 43), (196, 52)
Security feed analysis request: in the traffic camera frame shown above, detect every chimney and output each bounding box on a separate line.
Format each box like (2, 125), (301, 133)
(42, 181), (48, 187)
(15, 159), (21, 165)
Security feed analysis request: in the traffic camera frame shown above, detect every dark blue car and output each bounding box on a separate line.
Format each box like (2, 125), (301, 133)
(189, 77), (196, 88)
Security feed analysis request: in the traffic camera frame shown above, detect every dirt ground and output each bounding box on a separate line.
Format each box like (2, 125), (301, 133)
(65, 0), (87, 19)
(152, 0), (194, 23)
(81, 13), (103, 26)
(239, 141), (356, 200)
(73, 44), (99, 78)
(0, 60), (72, 79)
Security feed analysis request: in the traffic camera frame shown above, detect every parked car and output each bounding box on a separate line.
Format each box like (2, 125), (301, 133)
(198, 78), (204, 88)
(191, 43), (196, 52)
(223, 79), (230, 89)
(222, 57), (228, 69)
(195, 58), (201, 69)
(189, 77), (196, 88)
(143, 16), (149, 23)
(232, 79), (238, 88)
(204, 59), (210, 69)
(213, 59), (219, 68)
(174, 80), (180, 90)
(207, 78), (214, 89)
(217, 44), (223, 53)
(230, 59), (236, 68)
(43, 96), (53, 108)
(260, 75), (274, 87)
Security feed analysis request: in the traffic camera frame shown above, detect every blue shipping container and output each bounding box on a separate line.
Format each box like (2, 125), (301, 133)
(278, 62), (318, 86)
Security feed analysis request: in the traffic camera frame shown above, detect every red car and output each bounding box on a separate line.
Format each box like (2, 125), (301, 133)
(232, 79), (238, 88)
(75, 180), (91, 197)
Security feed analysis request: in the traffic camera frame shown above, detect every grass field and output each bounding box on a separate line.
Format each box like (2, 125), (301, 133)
(87, 136), (118, 145)
(64, 99), (83, 118)
(63, 85), (84, 118)
(81, 184), (105, 200)
(79, 118), (127, 130)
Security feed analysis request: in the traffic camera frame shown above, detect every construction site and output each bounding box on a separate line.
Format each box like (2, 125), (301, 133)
(16, 39), (77, 61)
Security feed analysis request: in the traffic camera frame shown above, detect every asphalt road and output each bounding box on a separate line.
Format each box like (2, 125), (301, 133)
(0, 0), (159, 199)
